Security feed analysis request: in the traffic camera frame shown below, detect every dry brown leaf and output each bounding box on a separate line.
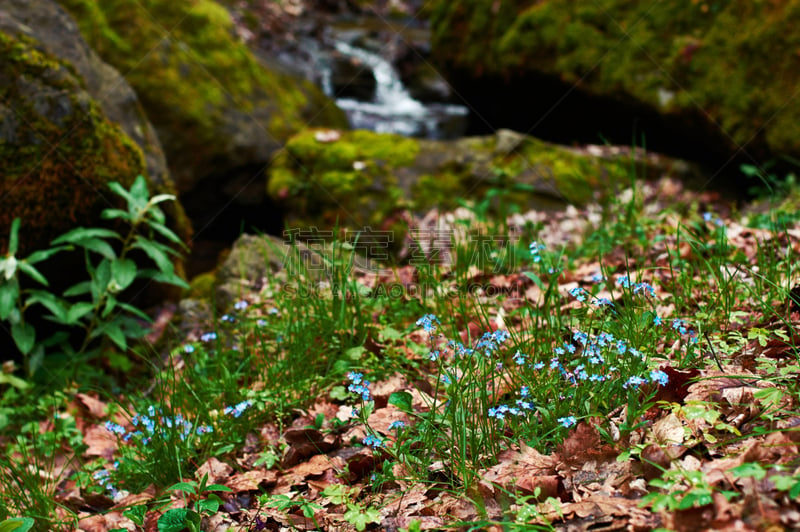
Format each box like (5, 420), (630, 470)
(289, 453), (346, 477)
(196, 457), (234, 483)
(75, 393), (108, 419)
(83, 424), (118, 460)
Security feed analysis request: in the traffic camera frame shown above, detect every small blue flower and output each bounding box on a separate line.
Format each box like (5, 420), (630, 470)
(221, 314), (235, 323)
(533, 362), (545, 370)
(520, 385), (530, 397)
(363, 434), (383, 449)
(268, 307), (279, 315)
(488, 405), (508, 419)
(440, 374), (452, 385)
(653, 315), (663, 326)
(200, 332), (217, 342)
(558, 416), (577, 428)
(416, 314), (440, 334)
(650, 370), (669, 386)
(104, 421), (126, 436)
(224, 400), (252, 418)
(184, 344), (195, 354)
(513, 351), (527, 365)
(234, 300), (248, 311)
(624, 376), (647, 389)
(428, 350), (440, 361)
(389, 420), (405, 430)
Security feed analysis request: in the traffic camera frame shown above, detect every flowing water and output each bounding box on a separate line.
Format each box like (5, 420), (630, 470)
(319, 39), (469, 139)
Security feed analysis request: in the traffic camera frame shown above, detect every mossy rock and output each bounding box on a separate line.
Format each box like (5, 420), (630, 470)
(0, 0), (192, 251)
(429, 0), (800, 169)
(57, 0), (347, 192)
(267, 128), (700, 237)
(0, 30), (147, 254)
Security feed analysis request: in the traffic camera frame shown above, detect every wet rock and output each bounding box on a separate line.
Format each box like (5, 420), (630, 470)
(330, 51), (377, 101)
(429, 1), (800, 184)
(0, 0), (190, 256)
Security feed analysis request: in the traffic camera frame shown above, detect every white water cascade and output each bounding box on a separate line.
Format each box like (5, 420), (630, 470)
(322, 39), (468, 138)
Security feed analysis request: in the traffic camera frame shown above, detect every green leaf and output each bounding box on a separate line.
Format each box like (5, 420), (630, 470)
(116, 301), (151, 321)
(205, 484), (233, 493)
(344, 504), (381, 531)
(133, 238), (173, 273)
(17, 262), (48, 286)
(379, 327), (403, 341)
(166, 481), (197, 494)
(157, 508), (199, 532)
(122, 505), (147, 526)
(196, 495), (220, 515)
(0, 517), (35, 532)
(11, 321), (35, 355)
(100, 208), (131, 222)
(95, 321), (126, 350)
(26, 290), (68, 322)
(52, 227), (119, 246)
(7, 219), (21, 256)
(0, 372), (30, 390)
(148, 221), (186, 247)
(130, 175), (150, 204)
(64, 280), (92, 297)
(111, 258), (137, 292)
(0, 279), (19, 320)
(66, 302), (94, 324)
(107, 181), (135, 207)
(26, 246), (67, 264)
(149, 270), (190, 289)
(388, 391), (413, 413)
(730, 463), (767, 480)
(523, 270), (545, 291)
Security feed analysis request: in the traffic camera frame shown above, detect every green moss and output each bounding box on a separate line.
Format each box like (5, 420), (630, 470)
(57, 0), (346, 184)
(267, 129), (420, 228)
(0, 31), (145, 254)
(430, 0), (800, 160)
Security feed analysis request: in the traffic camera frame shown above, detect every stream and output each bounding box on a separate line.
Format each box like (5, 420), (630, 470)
(315, 33), (469, 139)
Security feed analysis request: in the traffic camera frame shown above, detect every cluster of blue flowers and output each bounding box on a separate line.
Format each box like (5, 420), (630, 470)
(416, 314), (440, 335)
(488, 385), (535, 420)
(362, 434), (383, 449)
(93, 468), (119, 498)
(104, 406), (214, 446)
(703, 211), (725, 226)
(529, 241), (546, 263)
(347, 372), (372, 401)
(200, 331), (217, 343)
(474, 329), (511, 356)
(223, 400), (253, 418)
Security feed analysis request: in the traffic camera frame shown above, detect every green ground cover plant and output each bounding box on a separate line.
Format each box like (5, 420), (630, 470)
(1, 167), (799, 530)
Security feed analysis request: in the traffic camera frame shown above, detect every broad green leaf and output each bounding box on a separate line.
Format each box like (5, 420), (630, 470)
(379, 327), (403, 341)
(100, 208), (131, 221)
(388, 391), (413, 413)
(522, 270), (545, 291)
(0, 279), (19, 320)
(26, 246), (67, 264)
(27, 290), (68, 322)
(17, 262), (48, 286)
(730, 463), (767, 480)
(147, 205), (166, 224)
(116, 301), (151, 321)
(111, 258), (137, 291)
(196, 496), (220, 515)
(149, 270), (190, 289)
(205, 484), (233, 492)
(101, 321), (126, 350)
(66, 302), (94, 324)
(133, 238), (173, 273)
(64, 281), (92, 297)
(51, 227), (119, 245)
(166, 481), (197, 494)
(130, 175), (150, 204)
(102, 294), (118, 318)
(157, 508), (199, 532)
(11, 322), (35, 355)
(148, 221), (186, 247)
(7, 218), (21, 256)
(344, 504), (381, 531)
(0, 373), (29, 389)
(107, 181), (135, 206)
(93, 260), (112, 299)
(0, 517), (35, 532)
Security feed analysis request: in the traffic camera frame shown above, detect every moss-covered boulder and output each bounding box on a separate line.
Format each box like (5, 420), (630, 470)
(57, 0), (348, 193)
(429, 1), (800, 170)
(0, 0), (191, 256)
(267, 128), (701, 232)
